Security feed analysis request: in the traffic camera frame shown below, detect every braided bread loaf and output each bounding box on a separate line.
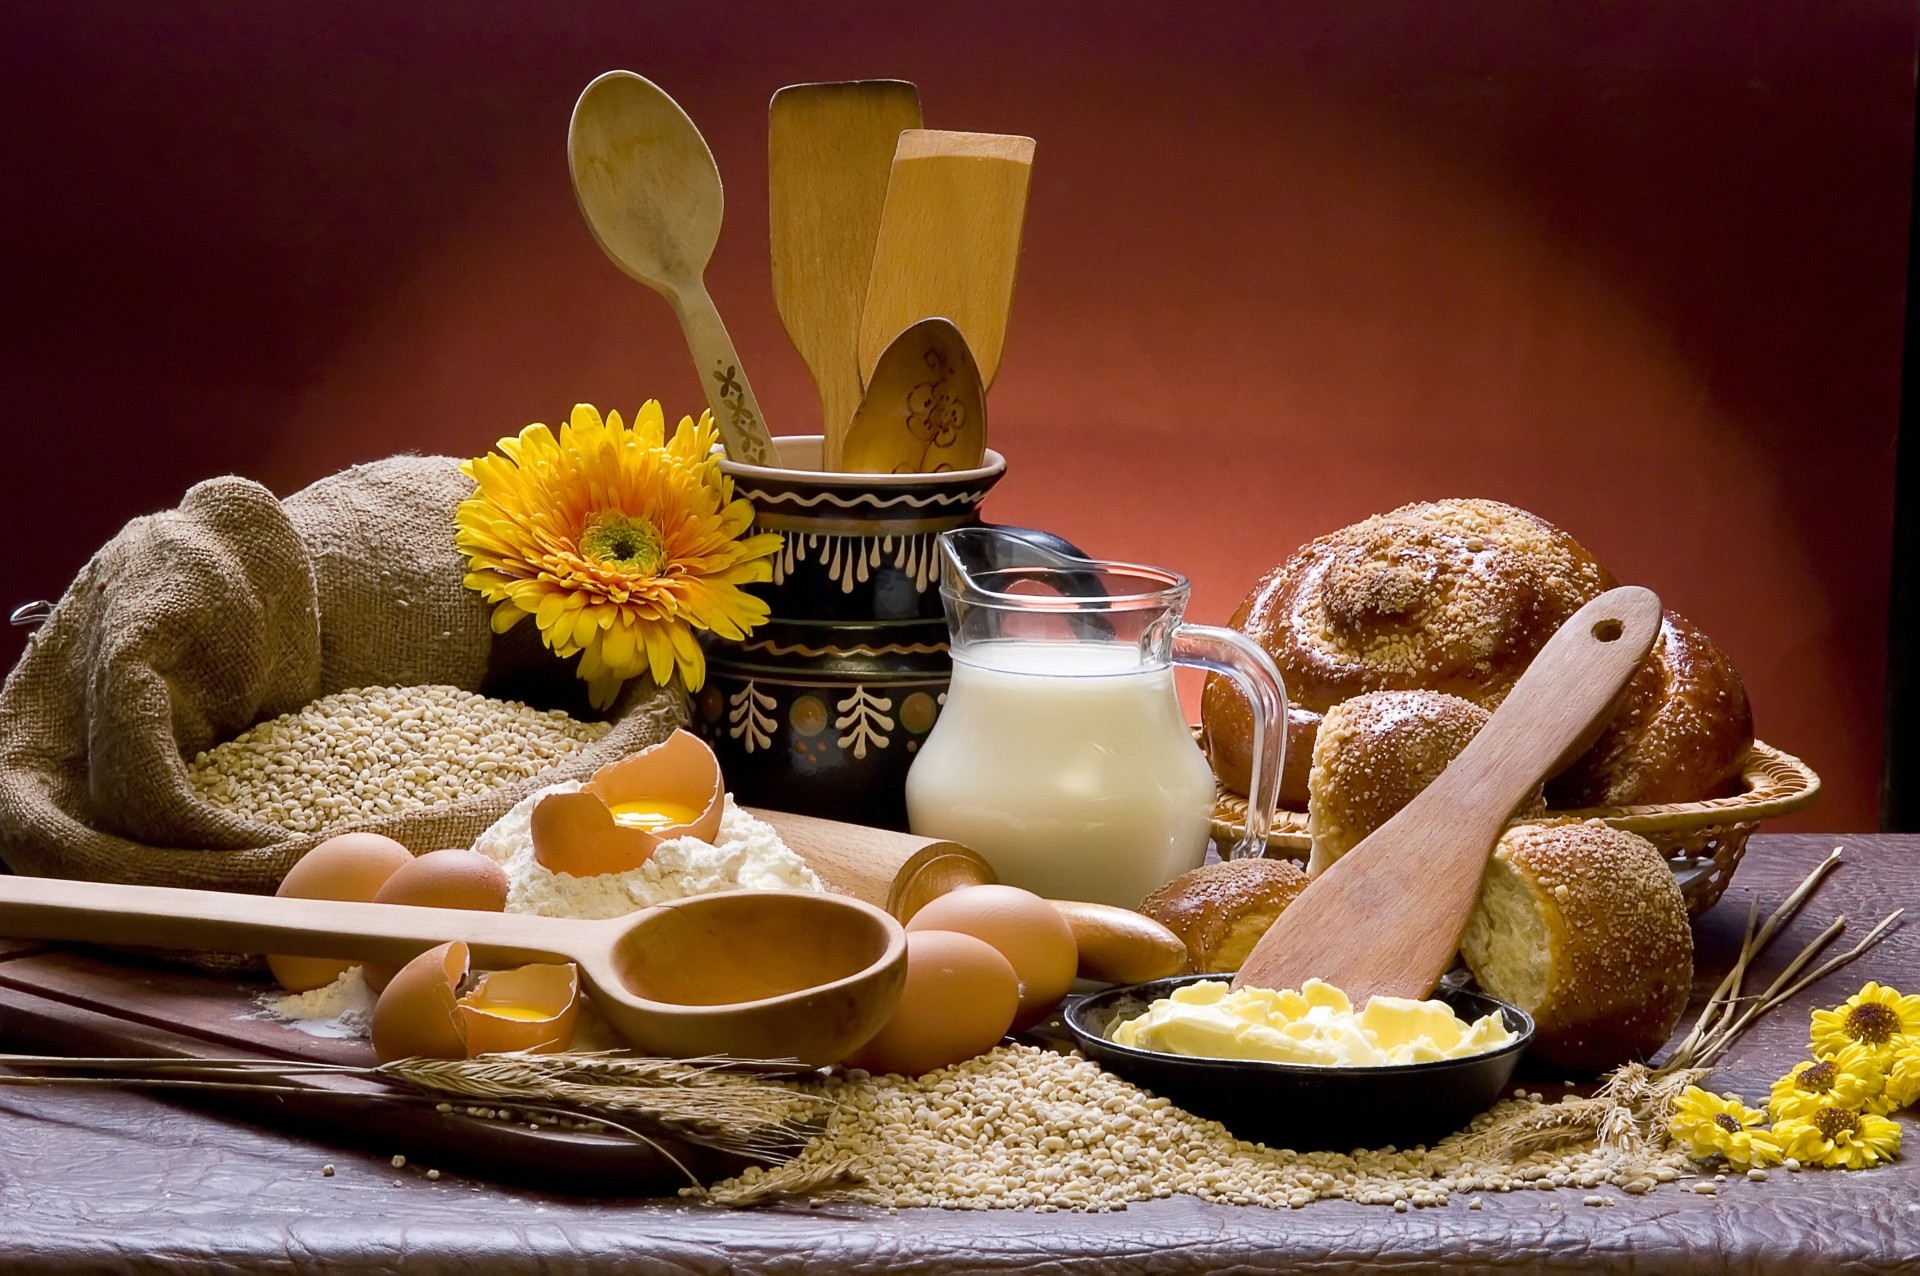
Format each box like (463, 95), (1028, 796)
(1202, 498), (1613, 804)
(1546, 610), (1753, 807)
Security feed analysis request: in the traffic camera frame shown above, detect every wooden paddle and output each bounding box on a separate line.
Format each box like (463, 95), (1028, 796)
(768, 81), (923, 470)
(839, 317), (987, 473)
(1231, 586), (1664, 1006)
(568, 70), (778, 465)
(858, 130), (1034, 393)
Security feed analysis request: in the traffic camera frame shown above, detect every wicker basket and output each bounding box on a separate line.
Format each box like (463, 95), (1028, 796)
(1207, 740), (1820, 918)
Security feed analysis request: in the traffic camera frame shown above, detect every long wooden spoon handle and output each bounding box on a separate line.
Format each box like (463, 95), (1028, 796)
(673, 284), (778, 466)
(0, 875), (590, 970)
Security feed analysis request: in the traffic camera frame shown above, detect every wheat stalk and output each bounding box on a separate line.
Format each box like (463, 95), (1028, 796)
(693, 1156), (865, 1206)
(0, 1049), (824, 1163)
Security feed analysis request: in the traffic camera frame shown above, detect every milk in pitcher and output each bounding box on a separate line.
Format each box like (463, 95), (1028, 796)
(905, 640), (1217, 907)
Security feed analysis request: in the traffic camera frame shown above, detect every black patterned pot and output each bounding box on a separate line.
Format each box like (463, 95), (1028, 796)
(693, 437), (1026, 829)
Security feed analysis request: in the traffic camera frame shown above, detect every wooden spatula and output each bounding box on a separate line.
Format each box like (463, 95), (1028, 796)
(858, 129), (1034, 393)
(768, 81), (923, 470)
(1232, 586), (1663, 1006)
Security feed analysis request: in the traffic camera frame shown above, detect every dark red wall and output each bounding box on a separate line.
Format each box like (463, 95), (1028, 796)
(3, 2), (1912, 828)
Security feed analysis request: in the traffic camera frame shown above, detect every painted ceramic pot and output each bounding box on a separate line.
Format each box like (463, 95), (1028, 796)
(694, 436), (1036, 829)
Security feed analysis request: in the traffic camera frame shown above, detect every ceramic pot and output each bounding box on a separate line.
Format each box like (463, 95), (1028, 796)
(694, 437), (1059, 829)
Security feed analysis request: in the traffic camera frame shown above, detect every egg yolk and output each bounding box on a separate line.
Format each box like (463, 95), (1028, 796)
(469, 1003), (555, 1022)
(605, 798), (705, 831)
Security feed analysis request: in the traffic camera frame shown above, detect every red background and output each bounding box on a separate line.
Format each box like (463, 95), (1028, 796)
(2, 2), (1912, 829)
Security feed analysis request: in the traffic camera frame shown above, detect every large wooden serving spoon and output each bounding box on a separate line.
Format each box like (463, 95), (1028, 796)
(768, 80), (923, 470)
(0, 878), (905, 1067)
(568, 70), (778, 466)
(839, 317), (986, 474)
(1232, 586), (1663, 1006)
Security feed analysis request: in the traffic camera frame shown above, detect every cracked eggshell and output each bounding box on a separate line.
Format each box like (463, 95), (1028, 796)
(269, 831), (414, 993)
(531, 729), (725, 876)
(372, 941), (472, 1063)
(457, 963), (581, 1055)
(362, 849), (511, 992)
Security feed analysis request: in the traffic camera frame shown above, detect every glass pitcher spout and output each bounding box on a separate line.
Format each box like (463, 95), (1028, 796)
(929, 527), (1287, 862)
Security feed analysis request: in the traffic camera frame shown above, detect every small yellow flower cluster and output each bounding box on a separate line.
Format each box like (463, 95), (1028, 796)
(1669, 982), (1919, 1171)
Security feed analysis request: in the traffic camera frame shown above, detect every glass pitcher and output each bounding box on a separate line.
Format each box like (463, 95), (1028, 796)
(904, 528), (1287, 907)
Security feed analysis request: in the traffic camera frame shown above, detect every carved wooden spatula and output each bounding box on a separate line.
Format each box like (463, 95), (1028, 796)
(1231, 585), (1663, 1006)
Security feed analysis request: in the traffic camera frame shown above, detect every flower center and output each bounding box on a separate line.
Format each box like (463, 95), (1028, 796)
(1812, 1107), (1860, 1140)
(579, 512), (667, 575)
(1844, 1002), (1899, 1045)
(1796, 1060), (1838, 1094)
(1713, 1112), (1742, 1134)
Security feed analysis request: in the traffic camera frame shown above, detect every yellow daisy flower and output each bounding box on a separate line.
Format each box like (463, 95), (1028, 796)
(1768, 1044), (1886, 1122)
(1772, 1106), (1902, 1170)
(1668, 1086), (1783, 1168)
(1886, 1043), (1920, 1112)
(1809, 982), (1920, 1063)
(456, 403), (782, 707)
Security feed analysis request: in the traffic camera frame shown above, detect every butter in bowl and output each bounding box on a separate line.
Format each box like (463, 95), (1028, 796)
(1065, 975), (1534, 1151)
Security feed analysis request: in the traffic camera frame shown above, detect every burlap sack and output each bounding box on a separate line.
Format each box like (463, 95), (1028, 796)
(0, 454), (682, 896)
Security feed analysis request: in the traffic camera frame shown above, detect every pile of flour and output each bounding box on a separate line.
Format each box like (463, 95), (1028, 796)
(471, 782), (823, 919)
(259, 965), (378, 1037)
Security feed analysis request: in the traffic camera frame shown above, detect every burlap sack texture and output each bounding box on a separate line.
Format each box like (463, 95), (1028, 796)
(0, 454), (683, 897)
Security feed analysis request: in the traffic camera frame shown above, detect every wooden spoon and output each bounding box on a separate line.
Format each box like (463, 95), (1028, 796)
(858, 130), (1035, 393)
(0, 877), (905, 1066)
(768, 80), (923, 470)
(839, 318), (986, 474)
(568, 70), (778, 466)
(1231, 586), (1663, 1007)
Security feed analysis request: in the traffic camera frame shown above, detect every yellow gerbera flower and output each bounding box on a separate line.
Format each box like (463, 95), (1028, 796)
(1810, 982), (1920, 1064)
(456, 403), (782, 707)
(1768, 1044), (1886, 1122)
(1667, 1086), (1782, 1168)
(1772, 1106), (1902, 1170)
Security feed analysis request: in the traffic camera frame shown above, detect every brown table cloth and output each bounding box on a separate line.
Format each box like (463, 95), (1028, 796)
(1, 833), (1916, 1274)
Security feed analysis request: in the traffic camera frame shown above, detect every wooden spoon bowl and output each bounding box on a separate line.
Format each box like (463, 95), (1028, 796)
(0, 877), (906, 1066)
(603, 889), (906, 1060)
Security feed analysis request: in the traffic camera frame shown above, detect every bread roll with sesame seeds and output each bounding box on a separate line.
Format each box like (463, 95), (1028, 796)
(1140, 858), (1310, 974)
(1461, 821), (1693, 1073)
(1305, 689), (1546, 878)
(1202, 498), (1614, 805)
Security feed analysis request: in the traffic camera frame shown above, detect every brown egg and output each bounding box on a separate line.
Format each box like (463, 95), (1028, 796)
(362, 849), (511, 992)
(372, 941), (471, 1064)
(843, 930), (1018, 1077)
(268, 831), (413, 993)
(531, 730), (725, 876)
(907, 885), (1078, 1028)
(458, 963), (581, 1055)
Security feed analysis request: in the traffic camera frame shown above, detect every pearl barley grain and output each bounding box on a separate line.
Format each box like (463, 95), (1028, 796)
(699, 1045), (1701, 1214)
(188, 686), (611, 833)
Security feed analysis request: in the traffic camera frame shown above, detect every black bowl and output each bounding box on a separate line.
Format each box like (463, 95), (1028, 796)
(1065, 975), (1535, 1152)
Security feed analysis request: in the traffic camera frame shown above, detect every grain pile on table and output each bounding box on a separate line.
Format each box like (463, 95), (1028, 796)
(698, 1045), (1701, 1211)
(187, 685), (612, 834)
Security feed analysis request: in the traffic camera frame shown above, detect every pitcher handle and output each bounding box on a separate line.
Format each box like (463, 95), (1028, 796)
(1172, 625), (1287, 859)
(962, 523), (1115, 637)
